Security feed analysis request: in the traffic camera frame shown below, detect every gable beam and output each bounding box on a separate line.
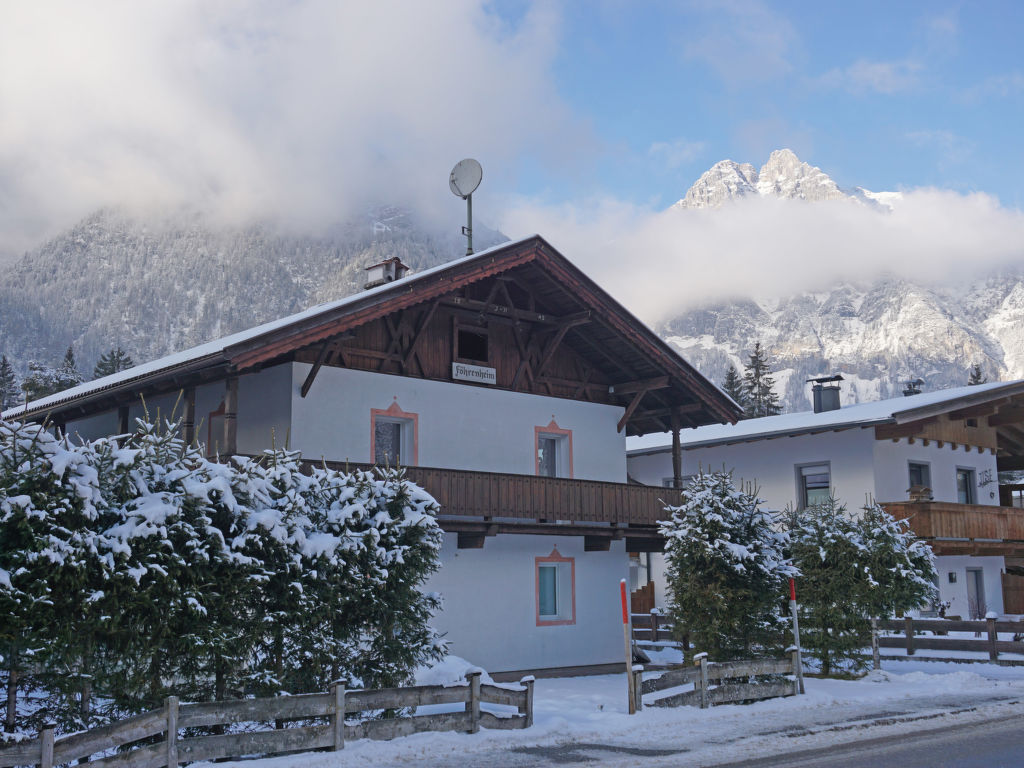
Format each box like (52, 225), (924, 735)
(300, 340), (335, 398)
(609, 376), (670, 395)
(618, 387), (653, 433)
(534, 312), (591, 380)
(401, 300), (440, 373)
(875, 417), (937, 441)
(989, 406), (1024, 427)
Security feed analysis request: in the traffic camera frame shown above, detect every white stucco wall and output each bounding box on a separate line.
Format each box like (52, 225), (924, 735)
(426, 533), (628, 673)
(933, 555), (1005, 617)
(671, 427), (880, 512)
(873, 437), (999, 505)
(290, 364), (627, 481)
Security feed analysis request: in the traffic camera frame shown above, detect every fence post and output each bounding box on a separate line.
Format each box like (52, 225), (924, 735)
(632, 666), (644, 712)
(40, 726), (54, 768)
(651, 612), (660, 643)
(330, 681), (346, 750)
(165, 696), (178, 768)
(465, 671), (481, 734)
(519, 676), (535, 729)
(987, 615), (999, 662)
(871, 618), (880, 670)
(790, 648), (804, 696)
(904, 615), (915, 656)
(695, 653), (709, 709)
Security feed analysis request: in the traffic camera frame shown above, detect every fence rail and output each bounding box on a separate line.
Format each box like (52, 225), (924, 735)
(640, 652), (802, 709)
(873, 616), (1024, 662)
(0, 672), (534, 768)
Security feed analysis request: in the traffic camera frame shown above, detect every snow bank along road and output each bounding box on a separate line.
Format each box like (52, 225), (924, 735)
(194, 660), (1024, 768)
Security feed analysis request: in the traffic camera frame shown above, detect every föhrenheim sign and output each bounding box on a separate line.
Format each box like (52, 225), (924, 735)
(452, 362), (497, 385)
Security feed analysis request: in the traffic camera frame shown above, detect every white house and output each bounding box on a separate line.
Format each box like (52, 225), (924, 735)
(6, 234), (739, 677)
(627, 377), (1024, 619)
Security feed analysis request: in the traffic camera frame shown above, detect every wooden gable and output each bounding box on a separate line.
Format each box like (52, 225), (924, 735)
(16, 236), (740, 435)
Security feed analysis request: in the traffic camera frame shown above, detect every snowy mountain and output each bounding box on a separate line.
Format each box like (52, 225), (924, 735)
(672, 148), (898, 210)
(0, 207), (506, 377)
(661, 150), (1022, 412)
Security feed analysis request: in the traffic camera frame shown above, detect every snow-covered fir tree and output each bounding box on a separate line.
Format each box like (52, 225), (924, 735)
(92, 347), (135, 380)
(742, 342), (781, 419)
(788, 498), (936, 675)
(21, 347), (84, 403)
(0, 357), (18, 410)
(721, 365), (747, 410)
(661, 471), (794, 660)
(968, 363), (987, 386)
(0, 414), (446, 734)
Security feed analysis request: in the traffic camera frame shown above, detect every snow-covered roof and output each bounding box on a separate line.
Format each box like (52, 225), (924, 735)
(3, 236), (537, 420)
(627, 379), (1024, 454)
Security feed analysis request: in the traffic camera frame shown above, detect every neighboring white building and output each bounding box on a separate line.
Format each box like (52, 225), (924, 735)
(6, 235), (739, 677)
(628, 378), (1024, 619)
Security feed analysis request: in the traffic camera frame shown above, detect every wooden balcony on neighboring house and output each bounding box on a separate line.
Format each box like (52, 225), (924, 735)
(882, 501), (1024, 556)
(297, 460), (676, 551)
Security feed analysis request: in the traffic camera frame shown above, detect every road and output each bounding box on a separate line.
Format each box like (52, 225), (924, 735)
(711, 713), (1024, 768)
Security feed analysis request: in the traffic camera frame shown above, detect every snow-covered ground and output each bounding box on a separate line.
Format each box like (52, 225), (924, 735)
(191, 657), (1024, 768)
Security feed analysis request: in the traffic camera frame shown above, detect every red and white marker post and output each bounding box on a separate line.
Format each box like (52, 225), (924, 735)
(789, 577), (805, 694)
(620, 579), (636, 714)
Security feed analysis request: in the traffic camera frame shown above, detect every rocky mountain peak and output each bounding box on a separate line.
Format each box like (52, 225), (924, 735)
(673, 149), (891, 209)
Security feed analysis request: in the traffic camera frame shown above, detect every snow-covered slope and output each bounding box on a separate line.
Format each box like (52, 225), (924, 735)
(0, 208), (506, 375)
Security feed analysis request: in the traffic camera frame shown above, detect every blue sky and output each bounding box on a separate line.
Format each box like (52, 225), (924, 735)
(495, 1), (1024, 208)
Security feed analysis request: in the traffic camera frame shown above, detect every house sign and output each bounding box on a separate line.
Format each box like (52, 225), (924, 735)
(452, 362), (497, 385)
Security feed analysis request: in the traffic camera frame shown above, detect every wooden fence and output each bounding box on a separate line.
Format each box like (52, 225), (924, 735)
(0, 672), (534, 768)
(873, 617), (1024, 662)
(640, 652), (802, 709)
(631, 613), (688, 649)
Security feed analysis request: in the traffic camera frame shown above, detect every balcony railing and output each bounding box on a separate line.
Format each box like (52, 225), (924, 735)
(883, 501), (1024, 546)
(303, 459), (675, 528)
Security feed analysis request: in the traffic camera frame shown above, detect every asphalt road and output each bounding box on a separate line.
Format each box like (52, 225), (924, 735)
(711, 713), (1024, 768)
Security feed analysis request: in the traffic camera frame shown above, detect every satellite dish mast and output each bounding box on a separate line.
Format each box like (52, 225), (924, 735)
(449, 159), (482, 255)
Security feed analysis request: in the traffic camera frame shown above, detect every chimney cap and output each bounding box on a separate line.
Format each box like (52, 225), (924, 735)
(806, 374), (844, 385)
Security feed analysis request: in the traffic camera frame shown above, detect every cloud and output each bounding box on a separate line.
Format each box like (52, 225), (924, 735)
(817, 58), (923, 94)
(960, 71), (1024, 103)
(681, 0), (797, 85)
(648, 138), (706, 170)
(0, 0), (590, 258)
(498, 190), (1024, 325)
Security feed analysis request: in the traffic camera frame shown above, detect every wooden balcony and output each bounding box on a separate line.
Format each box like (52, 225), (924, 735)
(883, 501), (1024, 556)
(306, 460), (675, 549)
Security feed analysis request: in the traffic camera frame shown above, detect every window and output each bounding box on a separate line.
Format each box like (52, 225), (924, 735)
(798, 463), (830, 509)
(535, 420), (573, 478)
(455, 327), (489, 364)
(956, 468), (976, 504)
(908, 462), (931, 490)
(536, 548), (575, 626)
(370, 400), (418, 466)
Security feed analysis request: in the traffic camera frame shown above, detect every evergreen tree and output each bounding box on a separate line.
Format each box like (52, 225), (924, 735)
(0, 356), (19, 410)
(93, 348), (135, 380)
(787, 497), (866, 675)
(789, 498), (937, 675)
(855, 502), (937, 622)
(661, 471), (794, 661)
(742, 342), (782, 419)
(968, 363), (987, 386)
(721, 365), (747, 411)
(21, 349), (84, 403)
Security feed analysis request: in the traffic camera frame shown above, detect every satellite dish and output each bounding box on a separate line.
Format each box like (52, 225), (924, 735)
(449, 158), (482, 199)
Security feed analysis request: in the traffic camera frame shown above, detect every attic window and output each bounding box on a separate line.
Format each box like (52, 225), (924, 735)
(456, 328), (488, 364)
(966, 418), (978, 428)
